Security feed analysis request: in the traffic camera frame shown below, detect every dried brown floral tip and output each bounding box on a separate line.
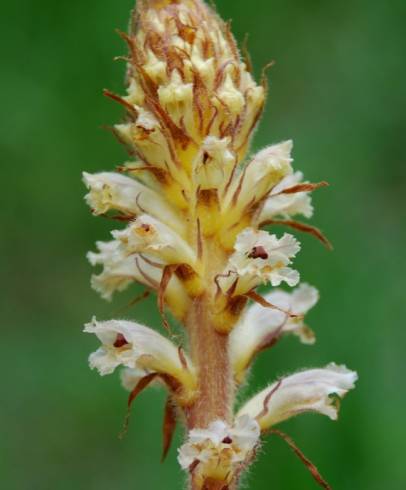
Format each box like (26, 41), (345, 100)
(161, 397), (178, 461)
(269, 429), (332, 490)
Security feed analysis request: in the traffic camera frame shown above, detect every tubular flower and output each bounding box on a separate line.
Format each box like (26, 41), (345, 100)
(178, 416), (260, 487)
(218, 229), (301, 297)
(85, 318), (197, 403)
(237, 364), (358, 430)
(87, 239), (189, 317)
(112, 214), (198, 266)
(82, 171), (184, 231)
(83, 1), (357, 489)
(258, 171), (314, 222)
(230, 284), (319, 382)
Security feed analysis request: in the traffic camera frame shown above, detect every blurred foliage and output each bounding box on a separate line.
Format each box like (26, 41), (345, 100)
(1, 0), (405, 488)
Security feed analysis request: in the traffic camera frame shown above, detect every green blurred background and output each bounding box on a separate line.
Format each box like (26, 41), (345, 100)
(1, 0), (405, 488)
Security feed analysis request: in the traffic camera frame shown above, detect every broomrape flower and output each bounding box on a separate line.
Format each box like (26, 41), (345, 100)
(237, 364), (358, 429)
(85, 317), (197, 403)
(83, 1), (357, 489)
(218, 229), (301, 298)
(258, 171), (315, 222)
(230, 284), (319, 382)
(178, 416), (260, 486)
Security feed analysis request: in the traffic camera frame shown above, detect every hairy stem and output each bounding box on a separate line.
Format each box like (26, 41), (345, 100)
(185, 293), (233, 429)
(184, 237), (237, 490)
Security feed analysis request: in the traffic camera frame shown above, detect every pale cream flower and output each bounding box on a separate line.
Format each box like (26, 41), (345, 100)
(193, 136), (235, 190)
(87, 239), (190, 317)
(112, 214), (197, 267)
(224, 141), (293, 213)
(219, 228), (300, 295)
(114, 108), (188, 185)
(178, 415), (260, 484)
(83, 172), (140, 215)
(87, 240), (158, 295)
(84, 318), (196, 396)
(120, 367), (149, 391)
(230, 284), (319, 380)
(83, 171), (185, 235)
(87, 240), (141, 301)
(258, 171), (314, 222)
(237, 364), (358, 430)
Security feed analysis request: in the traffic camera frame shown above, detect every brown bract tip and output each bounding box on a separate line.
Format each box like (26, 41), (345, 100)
(269, 429), (332, 490)
(161, 397), (177, 462)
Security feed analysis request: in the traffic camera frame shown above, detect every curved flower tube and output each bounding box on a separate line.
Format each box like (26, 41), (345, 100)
(237, 364), (358, 430)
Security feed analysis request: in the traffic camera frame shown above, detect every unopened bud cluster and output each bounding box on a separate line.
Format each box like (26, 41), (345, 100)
(83, 1), (357, 489)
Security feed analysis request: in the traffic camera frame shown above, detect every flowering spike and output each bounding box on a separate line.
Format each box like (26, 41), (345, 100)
(83, 1), (357, 488)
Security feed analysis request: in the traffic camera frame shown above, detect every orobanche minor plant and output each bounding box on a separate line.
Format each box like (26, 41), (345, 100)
(83, 1), (357, 489)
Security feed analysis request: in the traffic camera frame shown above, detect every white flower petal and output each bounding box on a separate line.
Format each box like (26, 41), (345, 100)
(290, 283), (319, 315)
(83, 171), (148, 216)
(87, 240), (189, 314)
(87, 240), (142, 301)
(113, 214), (197, 267)
(230, 284), (319, 379)
(259, 171), (314, 221)
(83, 172), (183, 233)
(237, 364), (358, 430)
(187, 420), (229, 448)
(225, 141), (293, 212)
(219, 229), (300, 294)
(231, 415), (261, 453)
(269, 266), (300, 287)
(84, 318), (196, 392)
(178, 417), (260, 480)
(120, 367), (149, 391)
